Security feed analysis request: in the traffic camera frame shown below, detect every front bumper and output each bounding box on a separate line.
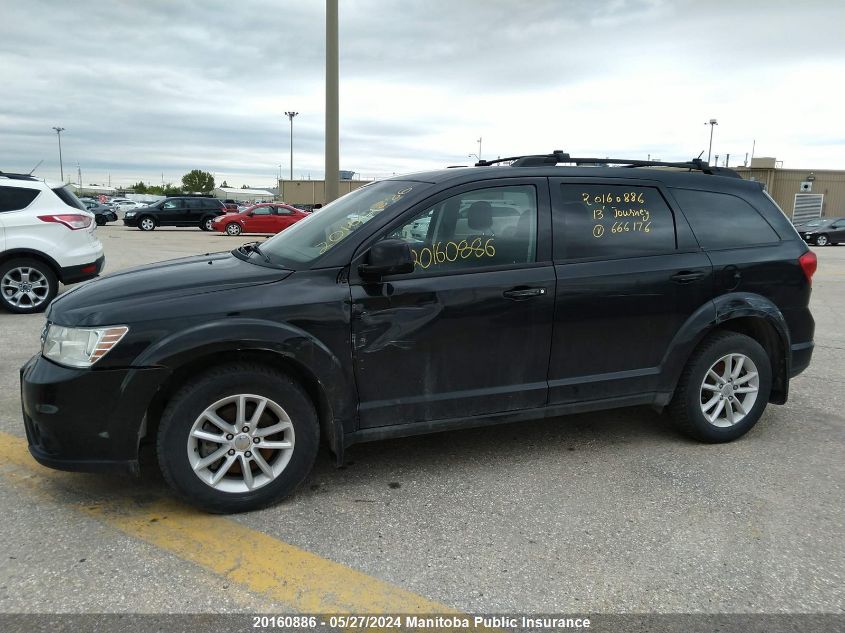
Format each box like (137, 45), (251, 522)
(20, 354), (169, 475)
(123, 216), (139, 227)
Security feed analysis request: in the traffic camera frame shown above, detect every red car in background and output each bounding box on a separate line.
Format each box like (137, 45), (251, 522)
(212, 203), (308, 236)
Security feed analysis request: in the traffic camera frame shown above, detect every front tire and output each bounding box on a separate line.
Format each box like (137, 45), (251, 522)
(668, 331), (772, 442)
(0, 258), (58, 314)
(815, 234), (829, 246)
(138, 216), (156, 231)
(225, 223), (242, 236)
(157, 364), (319, 513)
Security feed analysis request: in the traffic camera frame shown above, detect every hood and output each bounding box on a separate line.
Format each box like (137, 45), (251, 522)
(49, 251), (291, 325)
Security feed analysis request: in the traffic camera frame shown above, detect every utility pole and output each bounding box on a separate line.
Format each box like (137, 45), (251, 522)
(477, 137), (482, 160)
(52, 127), (65, 182)
(705, 119), (718, 164)
(76, 162), (82, 189)
(284, 111), (298, 180)
(325, 0), (340, 204)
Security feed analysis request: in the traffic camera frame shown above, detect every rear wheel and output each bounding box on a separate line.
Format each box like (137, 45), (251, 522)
(201, 216), (215, 231)
(157, 364), (319, 513)
(225, 223), (242, 236)
(0, 258), (58, 314)
(668, 331), (772, 442)
(138, 216), (155, 231)
(815, 234), (829, 246)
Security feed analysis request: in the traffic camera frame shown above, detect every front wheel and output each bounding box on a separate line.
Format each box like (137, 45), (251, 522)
(0, 258), (58, 314)
(157, 364), (319, 513)
(225, 223), (242, 236)
(815, 234), (829, 246)
(138, 216), (156, 231)
(668, 331), (772, 442)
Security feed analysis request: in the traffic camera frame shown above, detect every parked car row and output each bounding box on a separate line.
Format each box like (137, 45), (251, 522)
(122, 195), (309, 235)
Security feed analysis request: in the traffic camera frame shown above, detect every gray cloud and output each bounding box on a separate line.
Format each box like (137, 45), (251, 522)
(1, 0), (843, 187)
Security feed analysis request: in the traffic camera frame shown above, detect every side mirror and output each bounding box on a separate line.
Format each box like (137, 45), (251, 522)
(359, 239), (415, 278)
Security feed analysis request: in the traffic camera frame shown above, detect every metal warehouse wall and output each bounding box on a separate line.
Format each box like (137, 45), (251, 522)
(734, 167), (845, 219)
(279, 180), (367, 205)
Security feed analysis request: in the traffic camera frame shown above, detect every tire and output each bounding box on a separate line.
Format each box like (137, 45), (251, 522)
(157, 364), (319, 513)
(95, 216), (106, 226)
(668, 331), (772, 442)
(200, 216), (215, 231)
(815, 234), (829, 246)
(0, 257), (58, 314)
(138, 216), (156, 231)
(225, 223), (242, 236)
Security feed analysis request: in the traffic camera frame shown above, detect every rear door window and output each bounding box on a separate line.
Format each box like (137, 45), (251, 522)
(0, 186), (40, 212)
(671, 189), (779, 249)
(555, 184), (676, 260)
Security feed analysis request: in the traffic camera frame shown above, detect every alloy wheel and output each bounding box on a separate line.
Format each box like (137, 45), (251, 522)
(140, 217), (155, 231)
(1, 266), (51, 309)
(699, 353), (759, 427)
(816, 235), (829, 246)
(226, 223), (241, 236)
(187, 394), (295, 493)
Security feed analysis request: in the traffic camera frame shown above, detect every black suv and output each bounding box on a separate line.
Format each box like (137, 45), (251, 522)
(123, 195), (226, 231)
(21, 152), (816, 513)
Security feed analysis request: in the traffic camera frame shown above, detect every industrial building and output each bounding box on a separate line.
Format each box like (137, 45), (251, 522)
(734, 158), (845, 223)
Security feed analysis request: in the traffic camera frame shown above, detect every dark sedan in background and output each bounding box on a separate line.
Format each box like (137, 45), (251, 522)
(797, 217), (845, 246)
(81, 201), (118, 226)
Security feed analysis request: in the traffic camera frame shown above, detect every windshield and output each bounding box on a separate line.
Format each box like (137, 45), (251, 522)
(258, 180), (424, 268)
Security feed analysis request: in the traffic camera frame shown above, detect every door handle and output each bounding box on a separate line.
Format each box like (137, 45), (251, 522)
(670, 270), (706, 284)
(503, 287), (546, 300)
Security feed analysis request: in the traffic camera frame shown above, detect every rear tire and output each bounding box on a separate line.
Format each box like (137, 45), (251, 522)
(157, 364), (319, 513)
(201, 216), (215, 231)
(138, 216), (156, 231)
(0, 258), (58, 314)
(668, 331), (772, 442)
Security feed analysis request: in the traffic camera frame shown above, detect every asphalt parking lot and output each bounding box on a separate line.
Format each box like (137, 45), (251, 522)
(0, 224), (843, 616)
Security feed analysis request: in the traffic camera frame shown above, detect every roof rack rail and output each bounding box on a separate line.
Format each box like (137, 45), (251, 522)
(0, 171), (39, 181)
(474, 151), (742, 178)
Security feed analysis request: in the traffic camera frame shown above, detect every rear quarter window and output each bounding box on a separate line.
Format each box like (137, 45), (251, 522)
(51, 185), (86, 210)
(671, 188), (780, 249)
(0, 186), (40, 212)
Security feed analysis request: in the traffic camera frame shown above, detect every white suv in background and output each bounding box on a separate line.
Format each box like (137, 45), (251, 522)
(0, 172), (105, 313)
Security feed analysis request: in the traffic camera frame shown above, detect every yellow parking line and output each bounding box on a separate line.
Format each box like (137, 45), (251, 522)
(0, 431), (456, 614)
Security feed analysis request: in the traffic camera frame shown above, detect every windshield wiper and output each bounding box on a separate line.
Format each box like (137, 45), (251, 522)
(238, 241), (272, 264)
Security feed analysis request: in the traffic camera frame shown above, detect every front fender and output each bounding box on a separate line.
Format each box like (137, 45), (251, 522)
(657, 293), (791, 400)
(134, 317), (356, 436)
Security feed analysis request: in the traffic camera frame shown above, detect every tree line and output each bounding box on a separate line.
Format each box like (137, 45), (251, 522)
(130, 170), (254, 195)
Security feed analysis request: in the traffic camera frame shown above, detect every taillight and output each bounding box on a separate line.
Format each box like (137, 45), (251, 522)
(799, 250), (817, 284)
(38, 214), (93, 230)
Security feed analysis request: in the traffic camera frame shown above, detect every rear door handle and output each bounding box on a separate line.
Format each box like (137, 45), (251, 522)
(671, 270), (706, 284)
(671, 270), (705, 283)
(503, 287), (546, 300)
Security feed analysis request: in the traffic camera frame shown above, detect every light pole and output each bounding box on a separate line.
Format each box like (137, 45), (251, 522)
(476, 137), (482, 160)
(325, 0), (340, 204)
(284, 111), (298, 180)
(52, 126), (65, 182)
(705, 119), (718, 164)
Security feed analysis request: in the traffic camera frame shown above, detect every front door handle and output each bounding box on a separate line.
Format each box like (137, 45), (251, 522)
(671, 270), (706, 284)
(503, 287), (546, 300)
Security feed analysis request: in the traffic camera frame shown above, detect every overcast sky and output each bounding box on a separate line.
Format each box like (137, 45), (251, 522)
(2, 0), (843, 188)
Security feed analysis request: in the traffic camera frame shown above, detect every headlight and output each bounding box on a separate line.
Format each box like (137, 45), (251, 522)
(125, 211), (136, 217)
(42, 324), (129, 368)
